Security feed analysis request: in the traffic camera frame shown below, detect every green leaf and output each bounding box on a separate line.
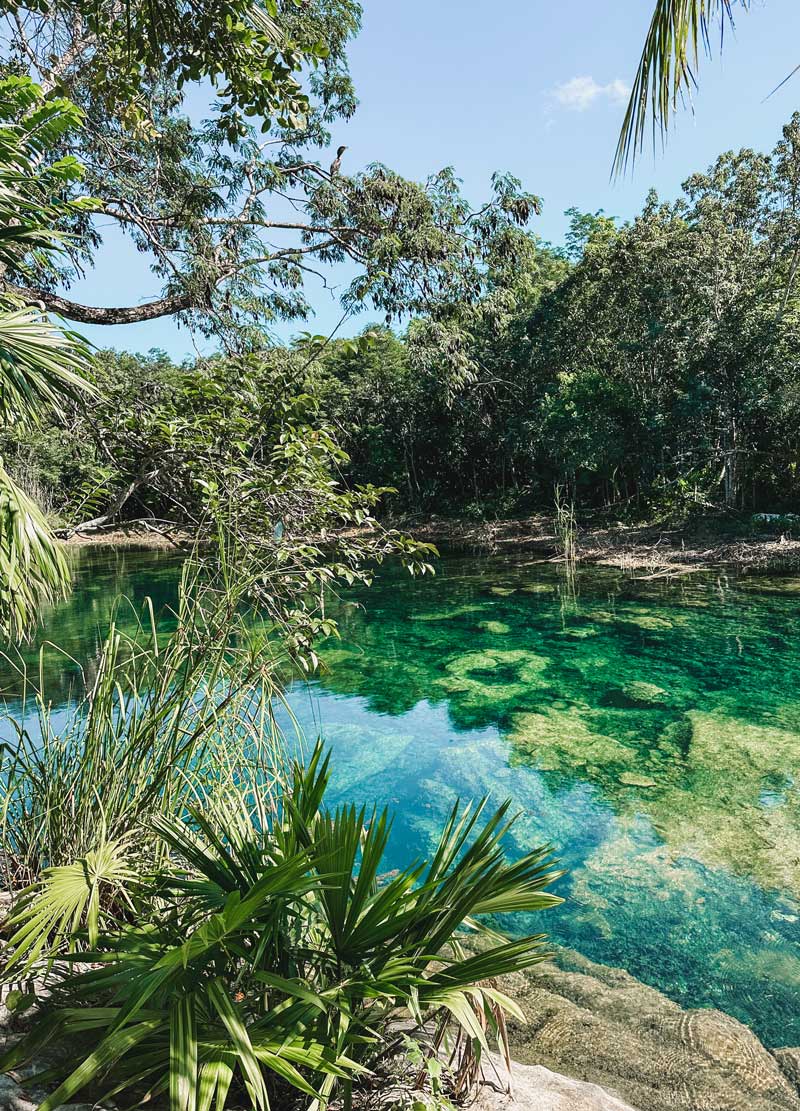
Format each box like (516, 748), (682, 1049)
(38, 1019), (160, 1111)
(207, 979), (268, 1111)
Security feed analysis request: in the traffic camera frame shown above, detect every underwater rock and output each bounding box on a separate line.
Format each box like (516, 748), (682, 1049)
(478, 620), (512, 635)
(559, 625), (600, 639)
(621, 681), (670, 707)
(601, 682), (671, 709)
(437, 650), (550, 703)
(617, 612), (677, 631)
(510, 709), (636, 776)
(618, 772), (657, 788)
(503, 948), (800, 1111)
(774, 1049), (800, 1094)
(715, 946), (800, 993)
(658, 716), (693, 755)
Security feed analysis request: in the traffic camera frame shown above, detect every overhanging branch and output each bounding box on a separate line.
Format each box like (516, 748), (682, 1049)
(2, 282), (195, 324)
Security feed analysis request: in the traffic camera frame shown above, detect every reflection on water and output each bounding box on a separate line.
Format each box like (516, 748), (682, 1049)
(2, 547), (800, 1046)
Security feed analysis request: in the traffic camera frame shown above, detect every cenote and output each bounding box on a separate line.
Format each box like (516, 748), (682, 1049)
(3, 545), (800, 1048)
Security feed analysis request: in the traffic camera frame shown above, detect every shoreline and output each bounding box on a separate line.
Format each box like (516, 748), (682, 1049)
(61, 524), (191, 550)
(60, 514), (800, 573)
(379, 513), (800, 575)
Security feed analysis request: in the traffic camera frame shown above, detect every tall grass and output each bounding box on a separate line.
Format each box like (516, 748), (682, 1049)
(0, 543), (293, 890)
(553, 484), (577, 566)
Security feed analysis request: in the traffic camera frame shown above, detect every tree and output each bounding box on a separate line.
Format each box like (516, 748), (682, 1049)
(0, 2), (541, 339)
(0, 71), (440, 653)
(285, 125), (800, 519)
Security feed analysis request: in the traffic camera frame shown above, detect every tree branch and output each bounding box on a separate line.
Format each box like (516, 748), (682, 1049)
(3, 282), (194, 324)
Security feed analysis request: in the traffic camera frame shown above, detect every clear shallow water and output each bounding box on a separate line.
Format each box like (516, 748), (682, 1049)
(3, 546), (800, 1046)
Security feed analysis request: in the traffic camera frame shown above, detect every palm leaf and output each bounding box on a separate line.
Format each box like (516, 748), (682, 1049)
(0, 306), (95, 425)
(0, 463), (71, 641)
(170, 994), (198, 1111)
(3, 833), (138, 975)
(37, 1019), (161, 1111)
(615, 1), (749, 174)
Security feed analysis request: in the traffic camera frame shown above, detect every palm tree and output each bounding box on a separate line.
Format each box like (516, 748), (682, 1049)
(615, 1), (752, 174)
(0, 78), (96, 639)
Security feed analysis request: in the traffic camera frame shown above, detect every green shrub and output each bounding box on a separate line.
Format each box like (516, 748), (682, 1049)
(1, 744), (561, 1110)
(0, 545), (288, 890)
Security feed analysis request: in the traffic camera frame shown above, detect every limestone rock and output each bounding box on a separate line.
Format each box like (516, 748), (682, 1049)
(0, 1073), (96, 1111)
(601, 681), (671, 708)
(503, 948), (800, 1111)
(775, 1048), (800, 1093)
(621, 681), (670, 707)
(474, 1056), (639, 1111)
(479, 620), (512, 635)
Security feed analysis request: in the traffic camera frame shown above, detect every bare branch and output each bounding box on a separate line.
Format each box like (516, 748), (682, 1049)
(3, 281), (194, 324)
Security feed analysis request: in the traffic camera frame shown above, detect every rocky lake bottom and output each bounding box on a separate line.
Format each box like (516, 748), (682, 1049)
(3, 546), (800, 1048)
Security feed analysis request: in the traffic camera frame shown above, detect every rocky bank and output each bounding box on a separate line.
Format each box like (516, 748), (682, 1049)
(499, 947), (800, 1111)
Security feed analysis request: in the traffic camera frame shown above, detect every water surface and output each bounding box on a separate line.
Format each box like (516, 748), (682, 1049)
(3, 546), (800, 1046)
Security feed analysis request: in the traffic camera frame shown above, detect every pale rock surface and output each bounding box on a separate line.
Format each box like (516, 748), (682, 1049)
(0, 1072), (94, 1111)
(474, 1056), (639, 1111)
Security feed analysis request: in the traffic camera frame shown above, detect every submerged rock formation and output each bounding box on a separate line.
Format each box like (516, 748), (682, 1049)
(502, 947), (800, 1111)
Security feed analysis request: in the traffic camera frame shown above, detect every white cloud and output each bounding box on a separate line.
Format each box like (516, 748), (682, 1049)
(552, 75), (630, 111)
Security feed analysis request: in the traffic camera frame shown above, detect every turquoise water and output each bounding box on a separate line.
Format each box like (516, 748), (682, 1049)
(3, 547), (800, 1046)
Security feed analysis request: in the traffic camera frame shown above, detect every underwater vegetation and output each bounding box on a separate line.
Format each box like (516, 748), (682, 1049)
(3, 548), (800, 1046)
(305, 557), (800, 1045)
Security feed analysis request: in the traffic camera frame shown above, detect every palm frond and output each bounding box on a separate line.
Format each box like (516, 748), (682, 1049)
(614, 1), (749, 175)
(3, 833), (139, 976)
(0, 306), (95, 426)
(2, 739), (562, 1109)
(0, 463), (71, 641)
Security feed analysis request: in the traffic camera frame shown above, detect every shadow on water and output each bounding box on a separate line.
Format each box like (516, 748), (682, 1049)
(3, 546), (800, 1045)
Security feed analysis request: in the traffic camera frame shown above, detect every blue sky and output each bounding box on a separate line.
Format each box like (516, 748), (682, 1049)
(68, 0), (800, 358)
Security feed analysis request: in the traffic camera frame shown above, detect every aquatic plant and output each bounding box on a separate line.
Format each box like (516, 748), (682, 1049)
(553, 485), (577, 568)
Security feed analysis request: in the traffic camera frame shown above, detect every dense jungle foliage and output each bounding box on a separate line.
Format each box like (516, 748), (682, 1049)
(7, 114), (800, 527)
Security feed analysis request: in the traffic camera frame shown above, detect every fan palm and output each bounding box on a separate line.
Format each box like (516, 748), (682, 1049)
(615, 1), (752, 174)
(1, 743), (563, 1111)
(0, 77), (97, 638)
